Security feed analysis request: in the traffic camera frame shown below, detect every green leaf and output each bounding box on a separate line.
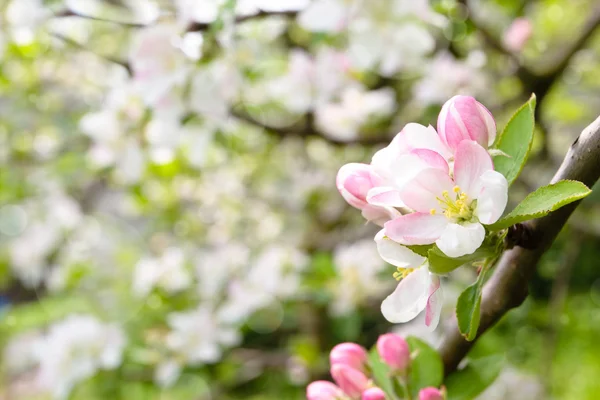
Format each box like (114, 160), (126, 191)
(406, 337), (444, 398)
(456, 263), (493, 341)
(427, 246), (493, 275)
(493, 94), (536, 185)
(407, 244), (434, 257)
(368, 348), (399, 399)
(445, 355), (504, 400)
(488, 180), (592, 231)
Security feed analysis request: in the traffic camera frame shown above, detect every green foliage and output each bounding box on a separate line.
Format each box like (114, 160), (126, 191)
(456, 262), (493, 341)
(493, 94), (537, 185)
(488, 180), (592, 230)
(427, 246), (493, 274)
(406, 337), (444, 398)
(445, 355), (504, 400)
(368, 348), (400, 399)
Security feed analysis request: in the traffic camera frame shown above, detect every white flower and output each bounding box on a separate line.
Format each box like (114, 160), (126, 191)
(33, 315), (126, 400)
(133, 247), (191, 297)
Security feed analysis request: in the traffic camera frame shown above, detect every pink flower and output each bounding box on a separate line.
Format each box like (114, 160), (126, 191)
(306, 381), (344, 400)
(376, 333), (410, 371)
(437, 96), (496, 153)
(504, 18), (533, 52)
(336, 163), (400, 226)
(331, 364), (370, 398)
(384, 141), (508, 257)
(362, 387), (386, 400)
(330, 343), (368, 372)
(419, 387), (445, 400)
(375, 231), (443, 327)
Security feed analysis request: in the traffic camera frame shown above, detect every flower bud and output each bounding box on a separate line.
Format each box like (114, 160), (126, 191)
(306, 380), (344, 400)
(504, 18), (533, 52)
(331, 364), (370, 398)
(419, 387), (444, 400)
(376, 333), (410, 371)
(336, 163), (382, 210)
(437, 95), (496, 152)
(362, 387), (386, 400)
(330, 343), (368, 372)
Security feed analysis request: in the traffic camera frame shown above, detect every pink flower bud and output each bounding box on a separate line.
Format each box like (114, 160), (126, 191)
(376, 333), (410, 371)
(331, 364), (370, 398)
(362, 387), (386, 400)
(306, 381), (344, 400)
(504, 18), (533, 52)
(437, 95), (496, 152)
(330, 343), (368, 372)
(336, 163), (382, 210)
(419, 387), (444, 400)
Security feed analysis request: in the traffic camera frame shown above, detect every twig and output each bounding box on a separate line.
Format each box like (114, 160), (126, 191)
(186, 10), (299, 32)
(53, 8), (149, 28)
(439, 114), (600, 374)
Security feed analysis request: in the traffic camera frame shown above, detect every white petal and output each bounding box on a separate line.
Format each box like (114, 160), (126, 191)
(374, 230), (425, 268)
(367, 186), (405, 207)
(453, 141), (494, 198)
(475, 170), (508, 224)
(381, 267), (430, 323)
(435, 222), (485, 257)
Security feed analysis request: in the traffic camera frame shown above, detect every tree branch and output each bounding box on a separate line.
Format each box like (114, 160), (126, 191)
(186, 10), (299, 32)
(439, 114), (600, 374)
(53, 8), (149, 28)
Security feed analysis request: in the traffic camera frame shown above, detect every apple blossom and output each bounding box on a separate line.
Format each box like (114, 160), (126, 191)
(331, 364), (371, 398)
(376, 333), (410, 371)
(385, 141), (508, 257)
(330, 343), (368, 372)
(504, 18), (533, 52)
(437, 95), (496, 152)
(419, 387), (445, 400)
(362, 387), (386, 400)
(307, 380), (345, 400)
(336, 163), (399, 226)
(375, 231), (443, 328)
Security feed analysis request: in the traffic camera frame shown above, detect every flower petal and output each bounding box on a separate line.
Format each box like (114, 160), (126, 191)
(399, 168), (455, 213)
(435, 222), (485, 257)
(410, 149), (449, 174)
(392, 123), (452, 159)
(477, 102), (497, 146)
(361, 205), (401, 227)
(384, 213), (448, 245)
(475, 170), (508, 224)
(375, 229), (425, 268)
(453, 140), (494, 198)
(424, 273), (443, 330)
(367, 186), (405, 208)
(381, 267), (430, 323)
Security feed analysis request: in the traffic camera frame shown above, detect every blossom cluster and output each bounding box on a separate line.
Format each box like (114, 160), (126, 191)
(337, 95), (508, 328)
(307, 333), (444, 400)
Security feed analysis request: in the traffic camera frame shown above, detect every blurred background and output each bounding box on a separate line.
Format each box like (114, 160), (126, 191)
(0, 0), (599, 399)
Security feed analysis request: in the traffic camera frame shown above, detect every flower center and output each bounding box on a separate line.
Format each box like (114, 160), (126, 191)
(431, 186), (474, 222)
(393, 267), (415, 281)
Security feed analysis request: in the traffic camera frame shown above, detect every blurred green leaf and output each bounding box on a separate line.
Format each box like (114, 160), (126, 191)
(406, 337), (444, 398)
(493, 94), (536, 185)
(488, 180), (591, 230)
(445, 355), (504, 400)
(368, 347), (400, 399)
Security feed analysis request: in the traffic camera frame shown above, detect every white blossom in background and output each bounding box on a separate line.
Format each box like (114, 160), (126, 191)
(32, 315), (126, 399)
(133, 247), (191, 297)
(316, 86), (396, 142)
(297, 0), (350, 33)
(5, 0), (50, 44)
(330, 239), (388, 315)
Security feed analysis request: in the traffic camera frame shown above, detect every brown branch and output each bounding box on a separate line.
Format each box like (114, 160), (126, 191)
(231, 109), (392, 146)
(53, 8), (149, 28)
(186, 10), (298, 32)
(439, 114), (600, 374)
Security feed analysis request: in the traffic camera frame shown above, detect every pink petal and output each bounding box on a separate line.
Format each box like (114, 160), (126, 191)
(367, 186), (405, 208)
(336, 163), (382, 209)
(476, 102), (497, 146)
(475, 170), (508, 224)
(361, 205), (401, 227)
(393, 123), (452, 159)
(424, 273), (442, 330)
(435, 222), (485, 257)
(384, 213), (448, 245)
(410, 149), (449, 174)
(399, 168), (455, 213)
(453, 141), (494, 198)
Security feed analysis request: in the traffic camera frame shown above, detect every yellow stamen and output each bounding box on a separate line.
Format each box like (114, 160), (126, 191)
(453, 185), (461, 193)
(430, 209), (436, 215)
(393, 267), (415, 281)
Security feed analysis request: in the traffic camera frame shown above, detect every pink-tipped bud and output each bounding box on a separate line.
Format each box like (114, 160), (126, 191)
(419, 387), (444, 400)
(437, 95), (496, 152)
(376, 333), (410, 371)
(336, 163), (382, 210)
(504, 18), (533, 52)
(330, 343), (368, 372)
(362, 387), (386, 400)
(306, 381), (344, 400)
(331, 364), (370, 398)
